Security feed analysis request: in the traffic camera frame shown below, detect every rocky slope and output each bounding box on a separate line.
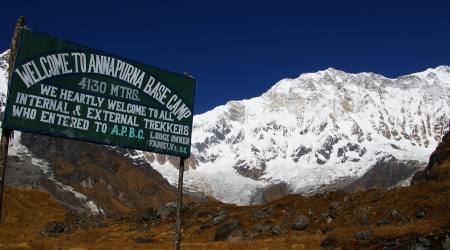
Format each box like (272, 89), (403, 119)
(150, 66), (450, 204)
(1, 132), (450, 249)
(411, 131), (450, 185)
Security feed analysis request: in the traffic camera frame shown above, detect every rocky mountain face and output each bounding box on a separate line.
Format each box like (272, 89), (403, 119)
(0, 50), (187, 214)
(149, 65), (450, 204)
(3, 122), (186, 216)
(411, 130), (450, 185)
(342, 156), (424, 192)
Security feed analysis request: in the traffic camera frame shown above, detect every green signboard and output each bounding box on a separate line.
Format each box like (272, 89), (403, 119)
(2, 29), (196, 158)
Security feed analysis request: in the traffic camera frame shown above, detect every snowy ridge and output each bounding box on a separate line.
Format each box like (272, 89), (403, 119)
(150, 66), (450, 204)
(0, 50), (9, 110)
(5, 129), (103, 214)
(1, 47), (448, 205)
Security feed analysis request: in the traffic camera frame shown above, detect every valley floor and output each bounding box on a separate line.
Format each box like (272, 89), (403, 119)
(1, 178), (450, 249)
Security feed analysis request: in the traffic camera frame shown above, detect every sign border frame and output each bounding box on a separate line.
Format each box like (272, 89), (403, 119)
(2, 28), (197, 158)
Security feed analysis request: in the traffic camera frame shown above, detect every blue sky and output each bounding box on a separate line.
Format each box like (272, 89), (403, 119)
(1, 0), (449, 114)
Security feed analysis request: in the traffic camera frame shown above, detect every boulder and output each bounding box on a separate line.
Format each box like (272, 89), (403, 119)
(40, 221), (66, 236)
(416, 211), (425, 219)
(214, 220), (244, 241)
(212, 212), (228, 225)
(157, 205), (172, 219)
(199, 224), (211, 230)
(271, 225), (286, 235)
(321, 237), (338, 248)
(292, 215), (309, 231)
(390, 209), (401, 220)
(134, 237), (153, 244)
(253, 220), (273, 233)
(330, 201), (340, 210)
(355, 230), (373, 240)
(252, 207), (273, 218)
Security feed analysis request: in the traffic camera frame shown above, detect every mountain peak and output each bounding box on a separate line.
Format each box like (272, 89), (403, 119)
(0, 49), (9, 57)
(0, 49), (449, 205)
(154, 66), (450, 204)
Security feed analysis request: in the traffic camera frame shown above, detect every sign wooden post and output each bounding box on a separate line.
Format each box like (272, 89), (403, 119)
(175, 157), (185, 250)
(0, 16), (25, 224)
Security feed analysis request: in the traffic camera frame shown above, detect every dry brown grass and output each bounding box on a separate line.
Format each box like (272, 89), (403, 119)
(1, 176), (450, 249)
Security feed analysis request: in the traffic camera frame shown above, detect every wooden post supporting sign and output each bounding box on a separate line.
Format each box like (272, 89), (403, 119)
(175, 157), (185, 250)
(0, 16), (25, 224)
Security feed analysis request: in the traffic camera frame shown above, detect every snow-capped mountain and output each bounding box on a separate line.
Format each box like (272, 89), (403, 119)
(148, 66), (450, 204)
(2, 47), (449, 206)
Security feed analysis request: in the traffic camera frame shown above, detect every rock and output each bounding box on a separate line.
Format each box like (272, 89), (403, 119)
(442, 237), (450, 250)
(330, 201), (340, 210)
(138, 207), (158, 221)
(321, 226), (335, 234)
(95, 222), (108, 228)
(243, 231), (256, 239)
(416, 236), (431, 247)
(134, 237), (153, 244)
(292, 215), (310, 231)
(271, 225), (286, 235)
(200, 224), (211, 229)
(353, 207), (370, 225)
(321, 237), (337, 248)
(252, 207), (273, 218)
(77, 215), (94, 229)
(390, 209), (401, 220)
(156, 202), (181, 220)
(157, 205), (172, 219)
(328, 209), (337, 219)
(254, 220), (273, 233)
(214, 220), (244, 241)
(343, 196), (350, 202)
(212, 213), (228, 225)
(314, 192), (323, 198)
(40, 221), (66, 236)
(166, 201), (177, 208)
(407, 243), (430, 250)
(376, 219), (390, 226)
(326, 217), (333, 223)
(355, 230), (373, 240)
(416, 211), (425, 218)
(321, 212), (330, 220)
